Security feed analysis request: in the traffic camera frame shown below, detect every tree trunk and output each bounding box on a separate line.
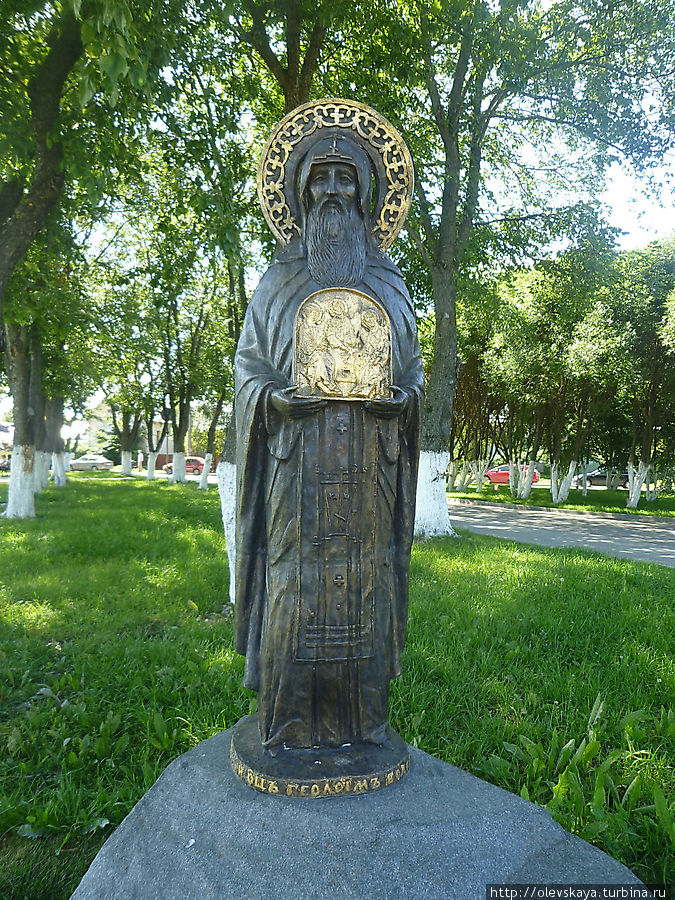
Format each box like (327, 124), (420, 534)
(3, 322), (35, 517)
(550, 461), (559, 504)
(46, 396), (66, 486)
(34, 451), (50, 491)
(217, 458), (237, 605)
(517, 419), (543, 500)
(414, 451), (456, 538)
(120, 450), (132, 476)
(147, 451), (158, 480)
(4, 446), (36, 518)
(469, 458), (489, 493)
(553, 460), (577, 505)
(0, 12), (83, 323)
(581, 461), (588, 497)
(171, 450), (187, 483)
(414, 265), (459, 537)
(627, 460), (650, 508)
(508, 461), (522, 498)
(447, 459), (459, 492)
(29, 328), (48, 492)
(51, 452), (67, 487)
(216, 415), (237, 601)
(198, 452), (212, 490)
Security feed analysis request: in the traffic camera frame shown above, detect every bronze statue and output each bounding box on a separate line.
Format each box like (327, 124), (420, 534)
(231, 100), (423, 797)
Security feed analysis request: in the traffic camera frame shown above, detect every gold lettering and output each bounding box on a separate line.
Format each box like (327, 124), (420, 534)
(268, 781), (279, 794)
(300, 784), (309, 796)
(323, 783), (333, 796)
(286, 783), (299, 796)
(254, 774), (265, 790)
(310, 784), (321, 797)
(246, 769), (255, 785)
(333, 780), (343, 794)
(354, 779), (368, 793)
(369, 777), (380, 790)
(385, 772), (394, 786)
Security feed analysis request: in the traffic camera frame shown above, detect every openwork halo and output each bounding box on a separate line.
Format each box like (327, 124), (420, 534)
(257, 99), (413, 252)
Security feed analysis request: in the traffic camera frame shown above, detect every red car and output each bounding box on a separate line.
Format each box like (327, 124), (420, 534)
(163, 456), (208, 475)
(485, 464), (539, 485)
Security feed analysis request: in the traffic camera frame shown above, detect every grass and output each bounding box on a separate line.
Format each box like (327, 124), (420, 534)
(450, 483), (675, 517)
(1, 474), (674, 897)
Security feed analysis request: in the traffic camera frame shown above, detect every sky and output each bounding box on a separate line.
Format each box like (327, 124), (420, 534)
(601, 157), (675, 250)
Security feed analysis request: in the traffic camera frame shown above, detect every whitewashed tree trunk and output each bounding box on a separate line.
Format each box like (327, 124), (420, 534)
(644, 466), (661, 501)
(120, 450), (133, 476)
(550, 462), (559, 503)
(518, 460), (537, 500)
(64, 452), (73, 472)
(217, 460), (237, 604)
(554, 460), (577, 505)
(146, 452), (158, 480)
(51, 452), (67, 487)
(414, 450), (455, 537)
(4, 445), (36, 518)
(171, 451), (187, 483)
(469, 459), (489, 493)
(198, 453), (212, 490)
(581, 461), (588, 496)
(627, 460), (650, 508)
(508, 461), (521, 497)
(447, 459), (459, 493)
(33, 450), (50, 492)
(455, 461), (472, 492)
(627, 461), (636, 495)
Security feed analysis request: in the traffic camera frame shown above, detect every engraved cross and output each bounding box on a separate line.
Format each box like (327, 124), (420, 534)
(336, 420), (348, 434)
(333, 573), (345, 587)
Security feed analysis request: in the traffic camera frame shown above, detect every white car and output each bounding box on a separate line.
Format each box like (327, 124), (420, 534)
(70, 453), (114, 471)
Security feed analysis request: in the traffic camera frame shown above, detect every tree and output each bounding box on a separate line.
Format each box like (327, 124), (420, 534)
(1, 0), (187, 515)
(359, 0), (675, 531)
(609, 237), (675, 506)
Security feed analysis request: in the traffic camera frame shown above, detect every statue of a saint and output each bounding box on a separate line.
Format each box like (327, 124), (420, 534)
(231, 100), (423, 795)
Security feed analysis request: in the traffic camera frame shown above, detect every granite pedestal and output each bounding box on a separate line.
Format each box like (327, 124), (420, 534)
(71, 726), (642, 899)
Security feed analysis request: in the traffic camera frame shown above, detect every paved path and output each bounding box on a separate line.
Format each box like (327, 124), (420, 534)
(448, 499), (675, 568)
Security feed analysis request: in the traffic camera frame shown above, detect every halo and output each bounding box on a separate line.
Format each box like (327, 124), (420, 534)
(257, 99), (413, 252)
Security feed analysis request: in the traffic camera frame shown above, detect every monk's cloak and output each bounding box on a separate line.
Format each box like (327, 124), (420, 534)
(234, 239), (423, 749)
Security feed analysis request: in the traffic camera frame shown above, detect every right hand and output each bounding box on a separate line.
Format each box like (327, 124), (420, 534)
(268, 386), (327, 419)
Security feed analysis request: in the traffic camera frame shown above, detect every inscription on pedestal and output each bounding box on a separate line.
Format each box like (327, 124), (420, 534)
(229, 733), (410, 799)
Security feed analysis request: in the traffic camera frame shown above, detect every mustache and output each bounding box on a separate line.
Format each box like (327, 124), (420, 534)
(314, 196), (348, 216)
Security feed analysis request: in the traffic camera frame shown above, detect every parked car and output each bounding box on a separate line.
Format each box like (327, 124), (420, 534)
(70, 453), (114, 471)
(484, 464), (539, 485)
(163, 455), (208, 476)
(572, 468), (629, 489)
(0, 457), (10, 473)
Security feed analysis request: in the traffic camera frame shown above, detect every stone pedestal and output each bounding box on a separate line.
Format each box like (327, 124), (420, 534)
(71, 726), (642, 900)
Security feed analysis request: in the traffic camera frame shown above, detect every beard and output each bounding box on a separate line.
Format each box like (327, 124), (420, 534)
(305, 200), (368, 287)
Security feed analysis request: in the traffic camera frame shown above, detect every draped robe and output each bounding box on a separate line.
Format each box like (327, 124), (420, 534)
(234, 238), (423, 749)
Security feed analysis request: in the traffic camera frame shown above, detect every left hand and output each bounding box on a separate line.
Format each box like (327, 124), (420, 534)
(365, 386), (410, 420)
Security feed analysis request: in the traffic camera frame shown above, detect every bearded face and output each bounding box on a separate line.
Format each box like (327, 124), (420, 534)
(303, 162), (368, 287)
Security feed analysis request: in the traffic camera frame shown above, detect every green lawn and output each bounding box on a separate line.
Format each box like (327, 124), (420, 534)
(1, 475), (674, 897)
(450, 483), (675, 517)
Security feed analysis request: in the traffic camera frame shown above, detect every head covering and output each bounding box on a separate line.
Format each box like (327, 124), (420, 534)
(298, 135), (373, 218)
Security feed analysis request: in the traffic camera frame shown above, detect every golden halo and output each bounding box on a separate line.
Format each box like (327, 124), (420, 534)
(257, 99), (413, 252)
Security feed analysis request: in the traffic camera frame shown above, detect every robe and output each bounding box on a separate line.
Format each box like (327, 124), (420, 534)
(234, 238), (424, 749)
